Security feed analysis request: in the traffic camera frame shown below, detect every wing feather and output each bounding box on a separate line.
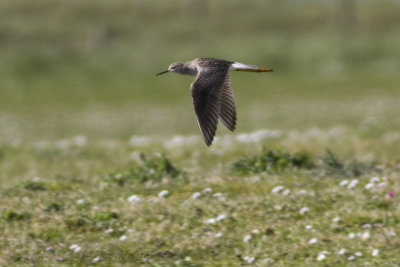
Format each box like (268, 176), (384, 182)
(218, 74), (237, 131)
(191, 67), (228, 146)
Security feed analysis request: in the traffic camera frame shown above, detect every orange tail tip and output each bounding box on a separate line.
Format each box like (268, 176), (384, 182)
(259, 68), (274, 72)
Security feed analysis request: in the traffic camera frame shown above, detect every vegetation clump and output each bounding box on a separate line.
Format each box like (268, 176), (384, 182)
(65, 211), (122, 232)
(44, 202), (64, 212)
(107, 153), (184, 185)
(231, 148), (314, 175)
(3, 210), (31, 221)
(23, 179), (48, 191)
(319, 149), (379, 177)
(232, 148), (379, 177)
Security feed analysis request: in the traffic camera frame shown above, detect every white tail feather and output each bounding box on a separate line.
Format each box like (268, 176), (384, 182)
(230, 62), (258, 70)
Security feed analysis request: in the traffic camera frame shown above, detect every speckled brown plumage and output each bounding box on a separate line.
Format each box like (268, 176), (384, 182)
(156, 57), (273, 146)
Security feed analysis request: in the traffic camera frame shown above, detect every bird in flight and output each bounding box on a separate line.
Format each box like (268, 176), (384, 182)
(156, 58), (273, 146)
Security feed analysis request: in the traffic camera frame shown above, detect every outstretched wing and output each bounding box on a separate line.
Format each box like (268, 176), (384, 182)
(219, 73), (237, 131)
(191, 67), (228, 146)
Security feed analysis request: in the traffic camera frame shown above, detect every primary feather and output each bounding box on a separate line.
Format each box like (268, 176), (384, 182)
(156, 57), (272, 146)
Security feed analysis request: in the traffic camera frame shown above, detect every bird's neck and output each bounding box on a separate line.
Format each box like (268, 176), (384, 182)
(178, 62), (197, 76)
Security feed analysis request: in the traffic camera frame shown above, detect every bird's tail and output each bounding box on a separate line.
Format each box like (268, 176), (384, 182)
(235, 68), (273, 72)
(230, 62), (273, 72)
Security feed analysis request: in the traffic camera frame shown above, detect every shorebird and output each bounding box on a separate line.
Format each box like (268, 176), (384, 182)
(156, 58), (273, 146)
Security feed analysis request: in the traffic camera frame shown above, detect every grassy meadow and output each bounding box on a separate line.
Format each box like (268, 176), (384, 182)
(1, 0), (400, 265)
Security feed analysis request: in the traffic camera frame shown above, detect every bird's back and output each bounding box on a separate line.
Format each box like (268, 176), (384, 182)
(190, 58), (236, 146)
(192, 58), (233, 90)
(194, 58), (233, 70)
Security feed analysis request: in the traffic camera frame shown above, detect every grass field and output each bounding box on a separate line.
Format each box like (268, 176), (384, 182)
(1, 0), (400, 266)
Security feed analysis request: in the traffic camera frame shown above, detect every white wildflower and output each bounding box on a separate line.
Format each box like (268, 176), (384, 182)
(332, 217), (340, 222)
(317, 251), (328, 261)
(127, 195), (141, 203)
(362, 224), (372, 228)
(371, 249), (379, 256)
(338, 248), (346, 255)
(308, 238), (318, 244)
(299, 207), (309, 214)
(203, 187), (212, 193)
(158, 190), (169, 198)
(317, 253), (326, 261)
(215, 232), (223, 238)
(76, 199), (85, 204)
(271, 185), (284, 194)
(361, 231), (370, 240)
(192, 192), (201, 199)
(216, 214), (226, 221)
(119, 235), (127, 241)
(92, 257), (100, 263)
(74, 135), (87, 147)
(236, 129), (280, 143)
(262, 257), (273, 263)
(105, 228), (114, 234)
(69, 244), (79, 250)
(243, 235), (252, 243)
(355, 252), (362, 257)
(377, 182), (387, 187)
(251, 229), (260, 234)
(348, 232), (356, 238)
(348, 256), (355, 261)
(212, 192), (226, 201)
(347, 179), (359, 189)
(243, 256), (255, 263)
(282, 189), (291, 195)
(365, 183), (374, 190)
(370, 177), (380, 183)
(305, 225), (313, 230)
(130, 151), (142, 162)
(340, 180), (349, 186)
(56, 139), (70, 149)
(129, 136), (151, 146)
(69, 244), (81, 253)
(163, 135), (199, 148)
(206, 218), (216, 224)
(388, 230), (396, 236)
(297, 190), (308, 195)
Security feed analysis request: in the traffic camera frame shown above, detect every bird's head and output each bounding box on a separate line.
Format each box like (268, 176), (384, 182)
(168, 62), (185, 73)
(156, 62), (196, 76)
(156, 62), (182, 75)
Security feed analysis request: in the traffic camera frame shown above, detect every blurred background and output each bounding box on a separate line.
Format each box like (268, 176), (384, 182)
(1, 0), (399, 143)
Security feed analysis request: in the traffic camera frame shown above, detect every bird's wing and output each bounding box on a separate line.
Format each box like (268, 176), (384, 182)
(218, 73), (237, 131)
(191, 67), (228, 146)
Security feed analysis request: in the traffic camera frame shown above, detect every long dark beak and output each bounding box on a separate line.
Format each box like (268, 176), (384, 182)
(155, 70), (169, 76)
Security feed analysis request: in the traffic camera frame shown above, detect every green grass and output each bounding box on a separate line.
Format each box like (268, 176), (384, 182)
(1, 133), (400, 266)
(1, 0), (400, 265)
